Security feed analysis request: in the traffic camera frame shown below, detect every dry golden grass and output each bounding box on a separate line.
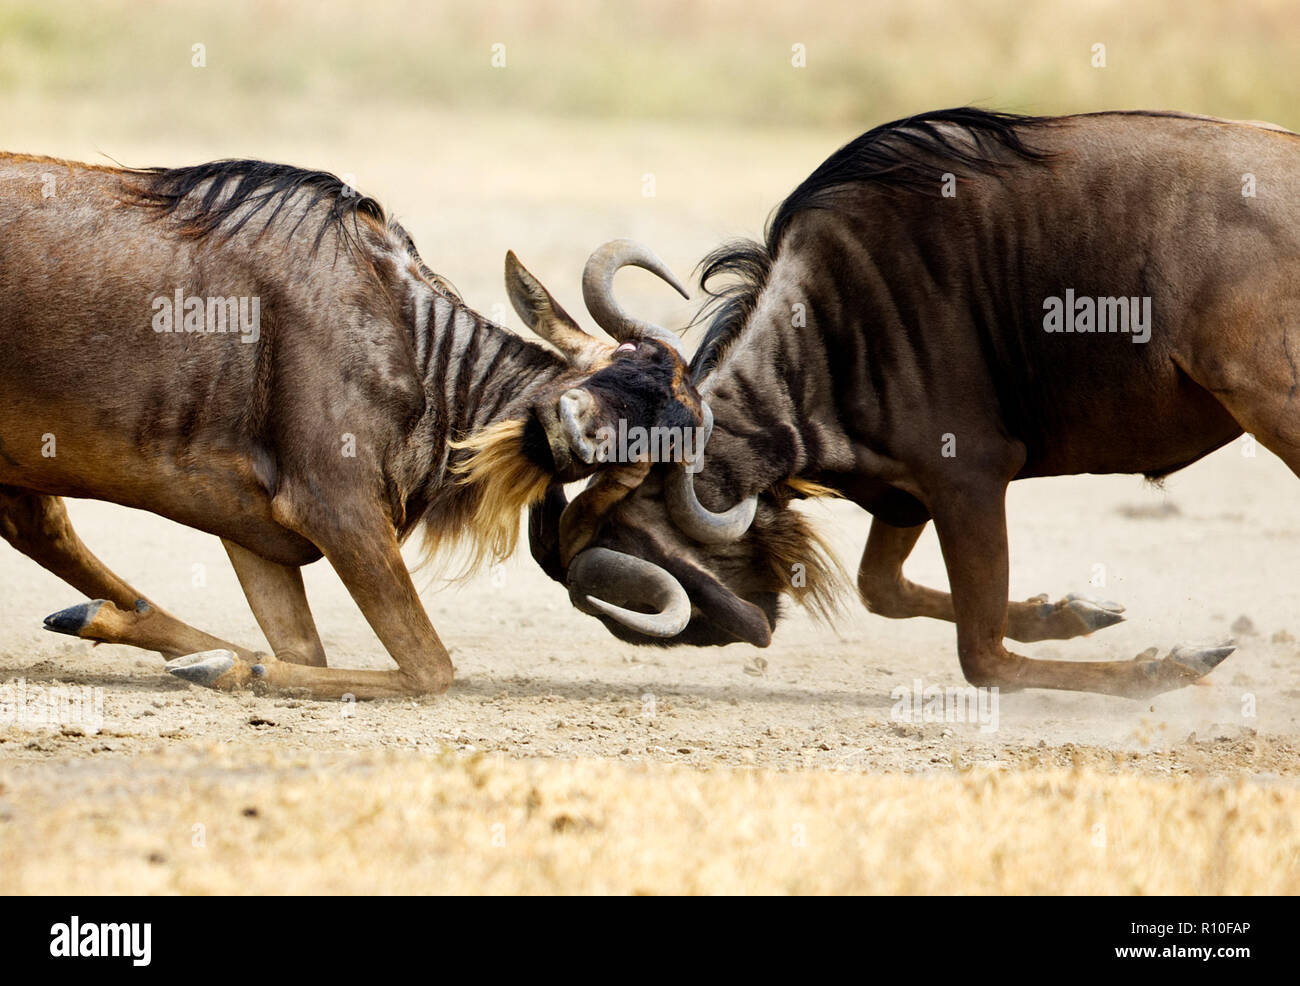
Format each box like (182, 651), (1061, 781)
(2, 747), (1297, 894)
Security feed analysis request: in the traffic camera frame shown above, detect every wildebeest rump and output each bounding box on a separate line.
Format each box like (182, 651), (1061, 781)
(534, 108), (1300, 698)
(0, 154), (701, 698)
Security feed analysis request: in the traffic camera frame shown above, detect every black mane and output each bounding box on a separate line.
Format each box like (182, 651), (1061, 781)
(690, 108), (1055, 378)
(127, 159), (388, 254)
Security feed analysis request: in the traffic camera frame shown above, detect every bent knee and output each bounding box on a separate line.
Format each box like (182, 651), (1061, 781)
(859, 575), (909, 619)
(957, 646), (1021, 688)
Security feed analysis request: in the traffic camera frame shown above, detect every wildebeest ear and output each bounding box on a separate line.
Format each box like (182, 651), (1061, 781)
(528, 483), (569, 584)
(697, 576), (772, 647)
(505, 251), (608, 368)
(676, 562), (773, 647)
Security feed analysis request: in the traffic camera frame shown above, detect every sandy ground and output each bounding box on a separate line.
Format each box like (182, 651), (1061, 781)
(2, 440), (1299, 774)
(1, 110), (1298, 893)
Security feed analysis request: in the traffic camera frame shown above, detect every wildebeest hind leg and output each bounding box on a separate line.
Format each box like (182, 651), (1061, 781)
(928, 479), (1232, 699)
(1179, 337), (1300, 482)
(0, 487), (256, 660)
(857, 517), (1125, 642)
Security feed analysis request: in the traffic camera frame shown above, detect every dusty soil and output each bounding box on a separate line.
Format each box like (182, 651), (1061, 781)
(4, 443), (1299, 772)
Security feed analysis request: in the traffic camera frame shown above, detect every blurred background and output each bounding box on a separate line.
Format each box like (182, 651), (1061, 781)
(2, 0), (1296, 328)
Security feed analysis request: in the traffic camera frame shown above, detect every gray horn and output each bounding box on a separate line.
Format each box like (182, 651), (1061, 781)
(558, 388), (597, 465)
(567, 547), (691, 638)
(582, 239), (691, 358)
(666, 402), (758, 543)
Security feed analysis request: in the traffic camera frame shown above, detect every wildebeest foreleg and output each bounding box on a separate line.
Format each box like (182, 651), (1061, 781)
(0, 487), (256, 660)
(857, 517), (1126, 642)
(222, 539), (327, 666)
(167, 512), (454, 699)
(928, 480), (1232, 699)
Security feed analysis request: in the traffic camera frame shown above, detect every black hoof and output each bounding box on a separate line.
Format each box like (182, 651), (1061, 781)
(43, 599), (107, 635)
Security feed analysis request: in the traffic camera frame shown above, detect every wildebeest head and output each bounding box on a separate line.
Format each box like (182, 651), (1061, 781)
(528, 394), (846, 649)
(448, 241), (707, 572)
(503, 240), (704, 483)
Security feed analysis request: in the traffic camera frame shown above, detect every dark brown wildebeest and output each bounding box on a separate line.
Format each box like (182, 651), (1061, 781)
(0, 155), (701, 698)
(533, 107), (1300, 699)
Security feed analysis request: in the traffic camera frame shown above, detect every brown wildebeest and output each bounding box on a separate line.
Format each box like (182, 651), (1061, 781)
(532, 108), (1300, 699)
(0, 155), (702, 698)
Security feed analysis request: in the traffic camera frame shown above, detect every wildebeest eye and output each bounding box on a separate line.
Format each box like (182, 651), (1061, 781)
(615, 341), (637, 354)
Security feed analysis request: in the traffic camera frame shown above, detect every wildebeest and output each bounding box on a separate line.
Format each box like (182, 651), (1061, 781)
(0, 154), (700, 698)
(533, 108), (1300, 698)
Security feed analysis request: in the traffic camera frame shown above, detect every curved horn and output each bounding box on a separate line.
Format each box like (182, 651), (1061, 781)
(666, 402), (758, 544)
(582, 239), (691, 358)
(558, 388), (598, 465)
(568, 547), (691, 638)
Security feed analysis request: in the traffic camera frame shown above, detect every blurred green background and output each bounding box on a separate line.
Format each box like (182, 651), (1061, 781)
(0, 0), (1294, 324)
(3, 0), (1296, 130)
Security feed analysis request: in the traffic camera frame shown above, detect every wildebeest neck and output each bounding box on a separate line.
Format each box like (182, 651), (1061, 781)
(685, 254), (862, 509)
(390, 270), (570, 541)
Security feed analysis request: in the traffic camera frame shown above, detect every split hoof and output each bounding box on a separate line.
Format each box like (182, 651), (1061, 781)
(1132, 639), (1235, 697)
(166, 649), (237, 686)
(1018, 592), (1126, 641)
(1063, 593), (1126, 633)
(1166, 640), (1236, 676)
(43, 599), (108, 636)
